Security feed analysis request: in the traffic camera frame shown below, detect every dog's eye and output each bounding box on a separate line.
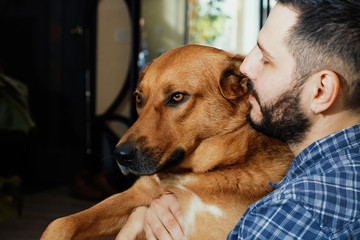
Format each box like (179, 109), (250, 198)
(134, 93), (143, 107)
(167, 92), (187, 106)
(172, 93), (184, 102)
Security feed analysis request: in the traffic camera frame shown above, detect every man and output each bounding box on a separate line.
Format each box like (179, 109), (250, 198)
(117, 0), (360, 239)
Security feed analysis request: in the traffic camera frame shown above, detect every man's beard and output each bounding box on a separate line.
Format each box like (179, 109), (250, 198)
(246, 79), (311, 145)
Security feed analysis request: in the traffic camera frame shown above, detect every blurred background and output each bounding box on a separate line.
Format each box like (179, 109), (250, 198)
(0, 0), (275, 239)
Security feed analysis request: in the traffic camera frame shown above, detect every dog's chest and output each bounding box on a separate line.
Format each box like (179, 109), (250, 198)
(154, 174), (224, 236)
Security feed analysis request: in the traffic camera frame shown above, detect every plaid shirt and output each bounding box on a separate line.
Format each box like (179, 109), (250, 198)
(227, 124), (360, 240)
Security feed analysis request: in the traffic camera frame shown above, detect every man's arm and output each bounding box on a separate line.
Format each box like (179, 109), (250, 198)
(227, 198), (329, 240)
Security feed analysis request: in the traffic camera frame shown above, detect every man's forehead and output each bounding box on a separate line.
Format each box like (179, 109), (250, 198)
(257, 4), (298, 58)
(265, 3), (298, 29)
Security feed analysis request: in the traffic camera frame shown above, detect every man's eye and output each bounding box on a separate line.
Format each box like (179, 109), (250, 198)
(260, 58), (269, 64)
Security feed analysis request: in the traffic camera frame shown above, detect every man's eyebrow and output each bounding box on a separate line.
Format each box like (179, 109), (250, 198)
(257, 41), (274, 60)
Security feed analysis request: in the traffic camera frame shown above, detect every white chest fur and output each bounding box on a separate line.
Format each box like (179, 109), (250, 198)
(176, 185), (223, 236)
(154, 174), (224, 237)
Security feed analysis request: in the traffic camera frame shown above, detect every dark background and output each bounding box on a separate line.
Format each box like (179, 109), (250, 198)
(0, 0), (140, 193)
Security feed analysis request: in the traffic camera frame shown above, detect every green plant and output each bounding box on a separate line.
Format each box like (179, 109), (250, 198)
(0, 175), (22, 223)
(0, 73), (35, 133)
(188, 0), (230, 45)
(0, 69), (33, 221)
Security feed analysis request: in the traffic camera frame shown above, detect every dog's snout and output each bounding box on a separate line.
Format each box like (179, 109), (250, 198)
(113, 143), (137, 165)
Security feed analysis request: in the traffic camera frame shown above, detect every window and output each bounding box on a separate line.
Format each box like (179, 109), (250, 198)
(138, 0), (274, 68)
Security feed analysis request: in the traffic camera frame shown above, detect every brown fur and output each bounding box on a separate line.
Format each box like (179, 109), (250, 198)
(41, 45), (293, 240)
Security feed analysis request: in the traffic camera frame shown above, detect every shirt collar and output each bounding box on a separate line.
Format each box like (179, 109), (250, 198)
(270, 123), (360, 188)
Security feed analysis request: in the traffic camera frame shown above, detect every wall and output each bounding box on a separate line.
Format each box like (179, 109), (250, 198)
(141, 0), (186, 61)
(96, 0), (132, 116)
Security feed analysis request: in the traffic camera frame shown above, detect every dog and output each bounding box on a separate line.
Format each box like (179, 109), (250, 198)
(41, 45), (293, 239)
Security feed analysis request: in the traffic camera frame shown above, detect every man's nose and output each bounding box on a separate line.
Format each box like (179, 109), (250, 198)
(240, 46), (262, 81)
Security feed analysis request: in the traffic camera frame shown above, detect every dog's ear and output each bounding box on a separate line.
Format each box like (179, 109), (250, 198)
(219, 55), (248, 101)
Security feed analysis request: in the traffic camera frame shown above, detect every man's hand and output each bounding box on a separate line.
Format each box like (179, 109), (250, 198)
(115, 206), (147, 240)
(144, 193), (185, 240)
(116, 194), (185, 240)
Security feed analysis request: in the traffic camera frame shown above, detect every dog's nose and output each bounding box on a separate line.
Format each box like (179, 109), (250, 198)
(113, 143), (137, 166)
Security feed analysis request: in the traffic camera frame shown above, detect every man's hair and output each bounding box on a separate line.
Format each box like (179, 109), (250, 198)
(278, 0), (360, 110)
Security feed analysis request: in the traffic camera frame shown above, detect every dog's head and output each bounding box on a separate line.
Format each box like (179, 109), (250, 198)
(113, 45), (248, 176)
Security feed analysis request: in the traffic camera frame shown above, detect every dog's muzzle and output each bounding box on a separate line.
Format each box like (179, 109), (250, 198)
(113, 143), (185, 176)
(113, 142), (155, 176)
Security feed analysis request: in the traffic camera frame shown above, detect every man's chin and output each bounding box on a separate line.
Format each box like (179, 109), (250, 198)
(246, 111), (264, 132)
(247, 109), (279, 140)
(247, 105), (263, 126)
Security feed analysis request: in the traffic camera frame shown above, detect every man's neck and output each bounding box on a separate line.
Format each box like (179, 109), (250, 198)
(289, 110), (360, 156)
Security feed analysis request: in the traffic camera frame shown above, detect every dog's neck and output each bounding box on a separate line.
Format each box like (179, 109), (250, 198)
(177, 122), (259, 173)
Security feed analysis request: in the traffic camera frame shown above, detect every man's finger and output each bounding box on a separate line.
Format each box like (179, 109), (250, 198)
(144, 194), (185, 240)
(165, 194), (185, 237)
(144, 200), (173, 240)
(115, 206), (147, 240)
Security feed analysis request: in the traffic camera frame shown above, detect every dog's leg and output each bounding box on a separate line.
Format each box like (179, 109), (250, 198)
(41, 176), (161, 240)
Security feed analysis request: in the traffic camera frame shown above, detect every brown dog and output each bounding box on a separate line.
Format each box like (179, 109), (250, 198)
(41, 45), (293, 239)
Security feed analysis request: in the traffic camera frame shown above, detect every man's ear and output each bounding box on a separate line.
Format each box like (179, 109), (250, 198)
(219, 55), (248, 101)
(310, 70), (340, 114)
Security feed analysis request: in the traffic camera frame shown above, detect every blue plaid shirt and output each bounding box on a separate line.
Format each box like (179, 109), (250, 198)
(227, 124), (360, 239)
